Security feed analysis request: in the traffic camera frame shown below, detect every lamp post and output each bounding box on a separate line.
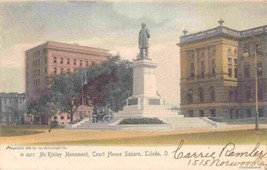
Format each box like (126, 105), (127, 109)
(251, 34), (260, 130)
(81, 69), (87, 118)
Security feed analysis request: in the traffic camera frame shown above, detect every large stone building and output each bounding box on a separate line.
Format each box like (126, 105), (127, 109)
(178, 20), (267, 119)
(25, 41), (110, 99)
(0, 92), (26, 124)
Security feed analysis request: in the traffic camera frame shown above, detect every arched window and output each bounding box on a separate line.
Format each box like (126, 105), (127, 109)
(199, 88), (204, 103)
(187, 89), (193, 103)
(246, 90), (251, 102)
(210, 87), (215, 102)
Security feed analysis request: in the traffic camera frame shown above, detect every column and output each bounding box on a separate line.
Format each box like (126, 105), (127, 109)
(194, 49), (198, 78)
(205, 47), (209, 76)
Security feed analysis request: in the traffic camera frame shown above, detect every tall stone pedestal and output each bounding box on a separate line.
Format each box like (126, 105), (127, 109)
(116, 59), (178, 118)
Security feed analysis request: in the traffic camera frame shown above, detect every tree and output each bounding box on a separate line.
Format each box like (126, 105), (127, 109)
(5, 104), (26, 124)
(49, 73), (82, 122)
(26, 55), (133, 123)
(26, 73), (83, 123)
(26, 89), (57, 124)
(84, 55), (133, 112)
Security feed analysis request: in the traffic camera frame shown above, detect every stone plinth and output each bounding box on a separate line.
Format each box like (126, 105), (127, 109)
(132, 59), (158, 98)
(115, 59), (177, 118)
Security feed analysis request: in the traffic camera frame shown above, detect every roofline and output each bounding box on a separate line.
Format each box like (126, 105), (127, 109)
(178, 24), (267, 46)
(25, 41), (110, 54)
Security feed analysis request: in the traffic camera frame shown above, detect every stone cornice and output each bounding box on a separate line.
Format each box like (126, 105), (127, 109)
(178, 25), (267, 46)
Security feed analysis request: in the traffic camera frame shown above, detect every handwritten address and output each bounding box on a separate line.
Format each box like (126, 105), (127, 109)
(173, 140), (267, 168)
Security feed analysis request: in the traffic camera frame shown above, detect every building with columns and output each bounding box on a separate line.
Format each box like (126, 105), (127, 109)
(178, 20), (267, 119)
(25, 41), (110, 100)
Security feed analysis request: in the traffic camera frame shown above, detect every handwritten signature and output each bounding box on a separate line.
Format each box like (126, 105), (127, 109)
(172, 140), (267, 167)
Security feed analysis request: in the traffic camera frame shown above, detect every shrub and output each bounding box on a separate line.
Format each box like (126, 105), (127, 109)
(119, 117), (164, 125)
(50, 120), (58, 128)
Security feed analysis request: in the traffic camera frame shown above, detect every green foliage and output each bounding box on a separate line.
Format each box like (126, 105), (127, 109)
(119, 117), (164, 124)
(26, 55), (133, 123)
(49, 120), (59, 128)
(84, 55), (133, 112)
(26, 73), (82, 122)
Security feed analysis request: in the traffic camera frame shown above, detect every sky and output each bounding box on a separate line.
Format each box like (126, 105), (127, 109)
(0, 0), (267, 105)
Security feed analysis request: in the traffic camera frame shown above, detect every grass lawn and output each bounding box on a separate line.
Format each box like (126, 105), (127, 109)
(0, 125), (47, 137)
(1, 125), (266, 145)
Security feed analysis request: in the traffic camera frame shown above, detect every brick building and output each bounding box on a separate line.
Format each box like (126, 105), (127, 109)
(25, 41), (110, 124)
(178, 20), (267, 118)
(25, 41), (110, 99)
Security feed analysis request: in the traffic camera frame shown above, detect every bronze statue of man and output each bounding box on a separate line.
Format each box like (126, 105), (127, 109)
(139, 23), (150, 59)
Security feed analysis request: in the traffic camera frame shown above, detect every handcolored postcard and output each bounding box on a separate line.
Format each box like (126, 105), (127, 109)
(0, 0), (267, 170)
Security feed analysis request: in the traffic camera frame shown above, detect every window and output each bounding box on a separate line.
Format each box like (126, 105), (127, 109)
(244, 65), (250, 78)
(234, 59), (237, 78)
(199, 88), (204, 103)
(228, 58), (232, 77)
(210, 109), (216, 117)
(190, 63), (194, 78)
(188, 110), (193, 117)
(67, 58), (70, 65)
(86, 61), (89, 67)
(38, 59), (40, 66)
(45, 57), (47, 64)
(54, 116), (57, 119)
(45, 67), (47, 74)
(246, 109), (252, 118)
(256, 43), (262, 54)
(259, 109), (264, 117)
(211, 59), (216, 77)
(60, 57), (63, 64)
(60, 116), (64, 120)
(54, 67), (57, 74)
(246, 90), (251, 102)
(67, 69), (70, 74)
(74, 59), (76, 65)
(60, 68), (64, 73)
(234, 66), (238, 78)
(187, 89), (193, 103)
(257, 63), (262, 77)
(54, 57), (57, 63)
(200, 61), (205, 78)
(210, 87), (215, 102)
(230, 109), (234, 119)
(38, 69), (40, 76)
(80, 60), (82, 66)
(199, 110), (204, 117)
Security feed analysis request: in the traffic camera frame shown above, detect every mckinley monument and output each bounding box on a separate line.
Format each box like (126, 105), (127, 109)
(115, 23), (180, 118)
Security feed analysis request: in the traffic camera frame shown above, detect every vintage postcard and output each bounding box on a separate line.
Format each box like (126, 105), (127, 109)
(0, 0), (267, 170)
